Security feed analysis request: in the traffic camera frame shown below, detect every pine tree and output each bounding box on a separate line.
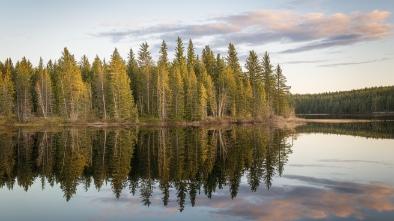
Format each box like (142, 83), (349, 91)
(157, 40), (171, 120)
(226, 43), (244, 117)
(0, 59), (14, 117)
(202, 46), (217, 82)
(262, 51), (275, 112)
(273, 64), (291, 116)
(184, 39), (198, 120)
(138, 42), (154, 116)
(127, 48), (140, 106)
(79, 55), (93, 115)
(14, 57), (34, 122)
(56, 47), (89, 121)
(107, 48), (138, 121)
(169, 64), (184, 120)
(245, 51), (265, 119)
(92, 55), (107, 119)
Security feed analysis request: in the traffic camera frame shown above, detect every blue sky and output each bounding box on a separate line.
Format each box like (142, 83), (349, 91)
(1, 0), (393, 93)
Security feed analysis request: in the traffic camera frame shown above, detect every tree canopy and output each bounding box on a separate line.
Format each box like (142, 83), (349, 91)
(0, 38), (293, 123)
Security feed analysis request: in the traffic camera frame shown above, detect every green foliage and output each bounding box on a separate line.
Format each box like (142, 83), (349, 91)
(245, 50), (265, 119)
(137, 42), (155, 116)
(14, 57), (35, 122)
(293, 86), (394, 114)
(107, 48), (138, 120)
(0, 59), (15, 117)
(55, 48), (89, 121)
(0, 40), (293, 123)
(273, 64), (291, 117)
(157, 40), (171, 120)
(262, 51), (275, 107)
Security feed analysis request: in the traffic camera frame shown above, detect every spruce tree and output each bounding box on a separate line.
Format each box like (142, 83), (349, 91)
(245, 51), (265, 119)
(157, 40), (170, 120)
(108, 48), (138, 121)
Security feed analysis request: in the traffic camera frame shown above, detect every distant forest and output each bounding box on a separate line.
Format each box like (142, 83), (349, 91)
(0, 37), (292, 123)
(293, 86), (394, 114)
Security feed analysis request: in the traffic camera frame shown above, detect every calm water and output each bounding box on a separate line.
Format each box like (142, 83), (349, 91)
(0, 123), (393, 221)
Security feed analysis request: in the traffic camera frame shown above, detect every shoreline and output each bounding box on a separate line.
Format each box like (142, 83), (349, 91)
(3, 116), (393, 130)
(1, 116), (304, 129)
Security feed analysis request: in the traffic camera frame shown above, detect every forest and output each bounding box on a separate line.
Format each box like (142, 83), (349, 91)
(293, 86), (394, 114)
(0, 37), (292, 124)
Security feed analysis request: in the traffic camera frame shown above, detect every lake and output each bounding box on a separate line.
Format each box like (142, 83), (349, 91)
(0, 122), (393, 221)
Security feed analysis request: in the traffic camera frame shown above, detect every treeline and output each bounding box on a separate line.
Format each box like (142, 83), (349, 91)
(293, 86), (394, 114)
(0, 127), (293, 210)
(0, 37), (292, 123)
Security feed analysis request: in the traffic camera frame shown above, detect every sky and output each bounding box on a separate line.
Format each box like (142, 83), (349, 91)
(1, 0), (393, 94)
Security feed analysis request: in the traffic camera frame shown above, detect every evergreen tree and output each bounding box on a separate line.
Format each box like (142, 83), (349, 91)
(202, 46), (217, 82)
(137, 42), (154, 115)
(169, 64), (184, 120)
(107, 48), (138, 120)
(56, 47), (89, 121)
(226, 43), (245, 117)
(0, 59), (14, 117)
(185, 39), (198, 120)
(126, 48), (140, 107)
(245, 51), (265, 119)
(79, 55), (93, 114)
(273, 64), (290, 116)
(157, 40), (171, 120)
(261, 51), (275, 112)
(92, 55), (107, 119)
(14, 57), (34, 122)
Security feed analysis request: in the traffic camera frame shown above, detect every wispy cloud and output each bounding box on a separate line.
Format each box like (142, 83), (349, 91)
(317, 57), (392, 67)
(279, 0), (326, 10)
(92, 10), (393, 53)
(282, 59), (326, 65)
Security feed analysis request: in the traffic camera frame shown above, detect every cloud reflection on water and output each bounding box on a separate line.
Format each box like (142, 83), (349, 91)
(87, 175), (394, 221)
(209, 175), (394, 221)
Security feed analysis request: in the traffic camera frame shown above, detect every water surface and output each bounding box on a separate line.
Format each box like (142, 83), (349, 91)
(0, 123), (393, 221)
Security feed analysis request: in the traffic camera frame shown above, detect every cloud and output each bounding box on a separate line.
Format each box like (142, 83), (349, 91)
(92, 10), (393, 53)
(279, 0), (326, 10)
(317, 57), (392, 67)
(281, 59), (326, 65)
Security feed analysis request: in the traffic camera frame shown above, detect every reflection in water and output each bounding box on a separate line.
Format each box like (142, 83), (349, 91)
(0, 126), (292, 211)
(211, 175), (394, 221)
(296, 122), (394, 139)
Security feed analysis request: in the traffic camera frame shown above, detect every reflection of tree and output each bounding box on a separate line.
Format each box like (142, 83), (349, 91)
(136, 130), (158, 207)
(107, 130), (135, 198)
(0, 125), (294, 208)
(158, 128), (171, 206)
(0, 130), (16, 189)
(296, 122), (394, 139)
(17, 129), (35, 191)
(35, 131), (54, 190)
(247, 128), (267, 191)
(56, 129), (88, 201)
